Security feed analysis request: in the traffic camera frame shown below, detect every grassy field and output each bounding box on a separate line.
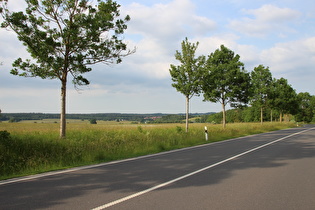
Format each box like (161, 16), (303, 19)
(0, 120), (297, 180)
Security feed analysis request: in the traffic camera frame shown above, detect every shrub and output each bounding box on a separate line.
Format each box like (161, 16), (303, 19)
(0, 130), (10, 140)
(137, 126), (144, 133)
(89, 119), (97, 124)
(175, 126), (183, 133)
(0, 130), (11, 147)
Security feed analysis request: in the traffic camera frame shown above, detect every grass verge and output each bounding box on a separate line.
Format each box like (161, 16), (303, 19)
(0, 122), (297, 180)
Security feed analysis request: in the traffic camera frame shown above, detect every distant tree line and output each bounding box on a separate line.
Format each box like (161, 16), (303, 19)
(0, 112), (212, 123)
(0, 113), (163, 122)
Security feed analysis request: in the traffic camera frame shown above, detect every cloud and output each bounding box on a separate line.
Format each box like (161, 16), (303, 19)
(230, 4), (301, 37)
(124, 0), (216, 40)
(260, 37), (315, 74)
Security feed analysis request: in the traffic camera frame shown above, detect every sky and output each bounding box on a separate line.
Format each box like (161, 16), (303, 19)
(0, 0), (315, 114)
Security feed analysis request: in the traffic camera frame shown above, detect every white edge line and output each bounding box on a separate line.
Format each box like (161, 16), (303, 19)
(92, 128), (312, 210)
(0, 127), (311, 186)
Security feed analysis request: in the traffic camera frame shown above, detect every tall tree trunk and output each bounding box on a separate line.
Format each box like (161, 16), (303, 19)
(60, 78), (67, 138)
(279, 111), (283, 123)
(222, 103), (226, 128)
(270, 110), (273, 122)
(260, 107), (263, 125)
(185, 96), (189, 132)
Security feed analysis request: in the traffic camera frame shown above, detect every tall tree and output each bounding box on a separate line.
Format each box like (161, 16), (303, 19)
(295, 92), (315, 123)
(169, 38), (205, 132)
(250, 65), (272, 124)
(202, 45), (250, 128)
(0, 0), (135, 138)
(271, 78), (298, 122)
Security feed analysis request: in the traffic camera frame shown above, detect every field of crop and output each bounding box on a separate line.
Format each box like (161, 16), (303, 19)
(0, 120), (297, 180)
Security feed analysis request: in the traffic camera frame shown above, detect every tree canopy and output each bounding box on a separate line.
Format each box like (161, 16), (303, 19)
(202, 45), (251, 128)
(295, 92), (315, 123)
(268, 78), (298, 122)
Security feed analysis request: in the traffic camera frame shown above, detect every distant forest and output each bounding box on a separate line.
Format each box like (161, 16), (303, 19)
(0, 112), (214, 123)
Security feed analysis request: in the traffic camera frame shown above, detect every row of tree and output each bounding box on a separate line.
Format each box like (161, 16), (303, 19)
(201, 94), (315, 124)
(170, 38), (313, 132)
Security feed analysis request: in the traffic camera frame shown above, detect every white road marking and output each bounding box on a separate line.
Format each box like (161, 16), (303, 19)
(92, 128), (313, 210)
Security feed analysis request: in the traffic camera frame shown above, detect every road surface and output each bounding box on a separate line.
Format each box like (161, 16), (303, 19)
(1, 125), (315, 210)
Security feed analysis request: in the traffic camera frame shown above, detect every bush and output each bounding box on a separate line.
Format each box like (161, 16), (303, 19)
(89, 119), (97, 124)
(175, 126), (183, 133)
(0, 130), (10, 139)
(0, 130), (11, 147)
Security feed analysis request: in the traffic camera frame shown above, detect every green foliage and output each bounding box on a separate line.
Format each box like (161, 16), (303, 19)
(270, 78), (298, 119)
(250, 65), (273, 123)
(0, 113), (166, 122)
(0, 130), (10, 144)
(153, 114), (185, 123)
(202, 45), (250, 105)
(295, 92), (315, 123)
(175, 126), (184, 133)
(89, 119), (97, 124)
(8, 117), (20, 123)
(1, 0), (134, 83)
(169, 37), (205, 98)
(202, 45), (251, 127)
(137, 125), (144, 133)
(205, 107), (285, 124)
(250, 65), (272, 103)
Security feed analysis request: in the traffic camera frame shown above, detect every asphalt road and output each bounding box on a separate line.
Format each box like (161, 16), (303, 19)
(1, 125), (315, 210)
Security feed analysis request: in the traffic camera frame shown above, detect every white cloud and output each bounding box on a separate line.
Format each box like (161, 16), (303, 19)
(230, 4), (301, 37)
(260, 37), (315, 74)
(124, 0), (216, 40)
(245, 4), (300, 22)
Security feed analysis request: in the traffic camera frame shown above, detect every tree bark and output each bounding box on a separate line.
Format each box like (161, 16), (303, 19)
(185, 96), (189, 132)
(60, 78), (67, 138)
(222, 103), (226, 128)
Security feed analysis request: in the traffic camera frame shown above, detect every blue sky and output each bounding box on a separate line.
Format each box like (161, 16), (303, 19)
(1, 0), (315, 113)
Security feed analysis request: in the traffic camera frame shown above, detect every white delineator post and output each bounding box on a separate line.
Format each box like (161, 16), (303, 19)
(205, 126), (208, 141)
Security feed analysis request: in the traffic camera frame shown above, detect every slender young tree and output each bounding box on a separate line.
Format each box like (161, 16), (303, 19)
(250, 65), (272, 124)
(0, 0), (135, 138)
(169, 37), (205, 132)
(202, 45), (250, 128)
